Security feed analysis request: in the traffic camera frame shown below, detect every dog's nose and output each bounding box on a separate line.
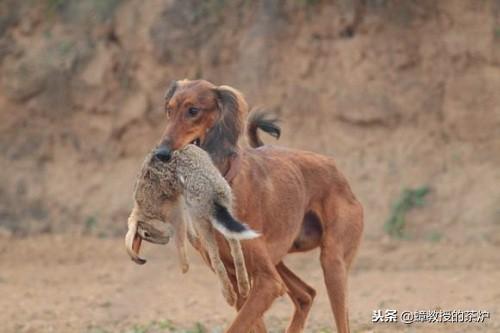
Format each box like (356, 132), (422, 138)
(154, 146), (172, 162)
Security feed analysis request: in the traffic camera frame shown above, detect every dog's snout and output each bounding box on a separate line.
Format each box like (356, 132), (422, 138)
(154, 146), (172, 162)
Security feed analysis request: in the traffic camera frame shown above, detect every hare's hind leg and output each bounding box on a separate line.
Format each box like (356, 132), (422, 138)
(197, 219), (237, 306)
(228, 239), (250, 297)
(186, 224), (211, 267)
(183, 206), (212, 267)
(172, 203), (189, 273)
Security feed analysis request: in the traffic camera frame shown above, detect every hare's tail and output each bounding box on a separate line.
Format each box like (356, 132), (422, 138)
(211, 202), (260, 240)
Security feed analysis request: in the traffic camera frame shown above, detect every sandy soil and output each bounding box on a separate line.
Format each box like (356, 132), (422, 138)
(1, 235), (499, 333)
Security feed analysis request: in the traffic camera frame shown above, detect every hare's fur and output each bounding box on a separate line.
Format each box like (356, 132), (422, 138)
(126, 144), (257, 304)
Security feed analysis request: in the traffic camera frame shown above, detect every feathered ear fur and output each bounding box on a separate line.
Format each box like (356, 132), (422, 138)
(164, 80), (178, 103)
(214, 86), (247, 146)
(202, 86), (248, 161)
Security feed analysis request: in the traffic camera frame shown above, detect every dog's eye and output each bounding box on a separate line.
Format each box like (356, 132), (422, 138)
(187, 107), (200, 117)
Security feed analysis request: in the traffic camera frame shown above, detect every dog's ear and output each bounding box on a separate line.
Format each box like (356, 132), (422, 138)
(214, 85), (248, 118)
(211, 86), (248, 147)
(164, 80), (178, 103)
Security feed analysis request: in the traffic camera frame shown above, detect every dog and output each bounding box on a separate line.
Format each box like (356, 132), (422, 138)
(136, 79), (363, 333)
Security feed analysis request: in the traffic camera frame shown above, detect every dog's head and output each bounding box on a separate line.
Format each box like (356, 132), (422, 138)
(153, 79), (247, 162)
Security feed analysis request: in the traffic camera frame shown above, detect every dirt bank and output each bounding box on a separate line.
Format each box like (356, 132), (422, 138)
(0, 0), (499, 241)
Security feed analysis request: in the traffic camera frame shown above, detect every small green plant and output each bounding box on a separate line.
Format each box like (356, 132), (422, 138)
(384, 186), (430, 238)
(91, 0), (124, 21)
(495, 26), (500, 40)
(157, 319), (176, 331)
(185, 322), (206, 333)
(129, 324), (148, 333)
(46, 0), (67, 11)
(296, 0), (321, 6)
(425, 231), (442, 243)
(86, 328), (110, 333)
(316, 327), (333, 333)
(84, 215), (97, 232)
(123, 320), (211, 333)
(193, 0), (227, 21)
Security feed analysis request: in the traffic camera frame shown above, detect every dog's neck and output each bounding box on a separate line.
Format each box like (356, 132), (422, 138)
(203, 143), (234, 167)
(201, 101), (244, 181)
(202, 143), (237, 178)
(221, 151), (241, 184)
(202, 121), (241, 174)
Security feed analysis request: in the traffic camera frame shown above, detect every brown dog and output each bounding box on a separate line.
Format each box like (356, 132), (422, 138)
(134, 79), (364, 333)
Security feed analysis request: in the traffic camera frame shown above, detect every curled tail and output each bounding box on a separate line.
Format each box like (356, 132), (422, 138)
(212, 202), (259, 240)
(246, 109), (281, 148)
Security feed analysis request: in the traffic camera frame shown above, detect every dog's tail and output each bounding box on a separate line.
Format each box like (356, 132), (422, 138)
(246, 109), (281, 148)
(212, 201), (260, 240)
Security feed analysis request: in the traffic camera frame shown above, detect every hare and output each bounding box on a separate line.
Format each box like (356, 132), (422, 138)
(125, 144), (258, 305)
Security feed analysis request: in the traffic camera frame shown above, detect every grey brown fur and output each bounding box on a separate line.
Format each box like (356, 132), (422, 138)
(125, 144), (258, 305)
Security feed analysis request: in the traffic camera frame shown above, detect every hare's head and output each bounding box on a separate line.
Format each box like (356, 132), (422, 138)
(125, 154), (186, 265)
(125, 195), (184, 265)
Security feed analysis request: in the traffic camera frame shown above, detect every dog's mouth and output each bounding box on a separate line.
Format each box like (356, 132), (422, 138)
(190, 138), (201, 146)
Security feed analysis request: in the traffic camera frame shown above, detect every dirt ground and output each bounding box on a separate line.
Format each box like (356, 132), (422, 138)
(1, 235), (499, 333)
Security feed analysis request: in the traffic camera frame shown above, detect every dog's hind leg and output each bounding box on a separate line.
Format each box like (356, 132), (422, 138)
(196, 219), (237, 306)
(228, 239), (250, 297)
(276, 262), (316, 333)
(320, 199), (363, 333)
(320, 240), (350, 333)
